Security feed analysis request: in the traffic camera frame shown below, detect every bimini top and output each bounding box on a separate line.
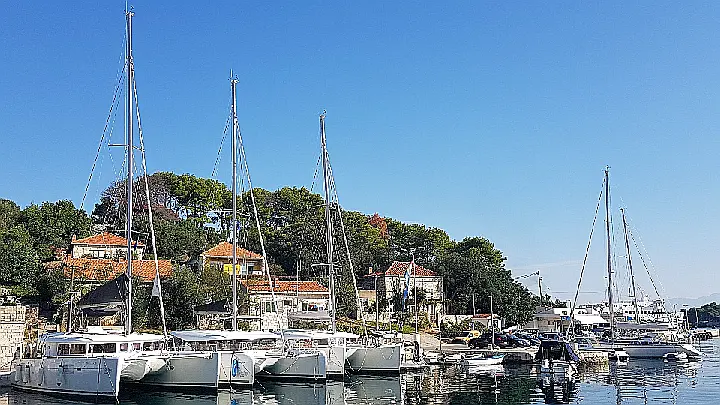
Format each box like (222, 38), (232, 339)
(170, 330), (279, 342)
(40, 331), (164, 344)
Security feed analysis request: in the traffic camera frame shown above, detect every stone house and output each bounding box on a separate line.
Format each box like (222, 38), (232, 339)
(200, 242), (264, 276)
(70, 232), (144, 260)
(359, 261), (444, 327)
(46, 232), (172, 285)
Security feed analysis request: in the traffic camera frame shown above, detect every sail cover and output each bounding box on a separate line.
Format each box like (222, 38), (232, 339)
(76, 273), (128, 316)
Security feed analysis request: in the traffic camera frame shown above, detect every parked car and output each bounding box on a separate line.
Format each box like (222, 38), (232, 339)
(514, 332), (541, 345)
(506, 334), (531, 347)
(468, 333), (511, 349)
(539, 332), (563, 341)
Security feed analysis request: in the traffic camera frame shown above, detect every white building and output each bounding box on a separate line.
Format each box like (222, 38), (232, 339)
(359, 261), (444, 327)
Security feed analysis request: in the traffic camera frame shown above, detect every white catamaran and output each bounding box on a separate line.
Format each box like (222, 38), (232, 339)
(164, 75), (327, 384)
(312, 112), (403, 375)
(12, 10), (170, 398)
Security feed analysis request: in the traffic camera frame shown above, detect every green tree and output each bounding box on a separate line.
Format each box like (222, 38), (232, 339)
(21, 200), (91, 260)
(0, 199), (21, 230)
(437, 237), (535, 326)
(158, 266), (202, 330)
(0, 226), (40, 295)
(154, 218), (222, 263)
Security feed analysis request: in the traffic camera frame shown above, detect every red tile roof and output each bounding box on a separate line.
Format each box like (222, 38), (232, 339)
(46, 256), (172, 282)
(241, 279), (328, 293)
(72, 232), (144, 247)
(384, 261), (436, 277)
(202, 242), (262, 259)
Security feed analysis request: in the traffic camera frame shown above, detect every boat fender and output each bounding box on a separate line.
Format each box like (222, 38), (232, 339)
(231, 358), (239, 377)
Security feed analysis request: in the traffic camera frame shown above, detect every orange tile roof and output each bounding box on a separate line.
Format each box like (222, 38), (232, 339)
(202, 242), (262, 259)
(384, 261), (437, 277)
(240, 279), (328, 293)
(72, 232), (144, 247)
(47, 256), (172, 282)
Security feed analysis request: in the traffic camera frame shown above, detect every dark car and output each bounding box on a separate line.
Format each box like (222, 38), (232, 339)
(515, 332), (541, 345)
(468, 333), (510, 349)
(506, 334), (531, 347)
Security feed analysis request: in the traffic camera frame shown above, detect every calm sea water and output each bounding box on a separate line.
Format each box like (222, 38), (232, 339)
(4, 339), (718, 405)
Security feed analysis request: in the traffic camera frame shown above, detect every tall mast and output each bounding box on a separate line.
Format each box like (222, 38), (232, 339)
(604, 166), (614, 339)
(124, 8), (134, 336)
(320, 112), (337, 334)
(231, 72), (239, 331)
(621, 207), (640, 324)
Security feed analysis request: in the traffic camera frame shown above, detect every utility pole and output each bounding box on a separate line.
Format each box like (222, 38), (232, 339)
(374, 271), (379, 330)
(472, 293), (476, 316)
(490, 294), (495, 349)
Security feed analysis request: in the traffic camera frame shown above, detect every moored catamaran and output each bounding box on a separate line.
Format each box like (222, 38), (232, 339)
(12, 9), (170, 398)
(165, 74), (327, 384)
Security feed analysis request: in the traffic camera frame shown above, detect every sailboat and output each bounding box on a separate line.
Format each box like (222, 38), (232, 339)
(571, 167), (701, 359)
(309, 112), (403, 375)
(166, 75), (326, 383)
(11, 9), (169, 398)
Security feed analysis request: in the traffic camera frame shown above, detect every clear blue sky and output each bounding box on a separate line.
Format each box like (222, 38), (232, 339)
(2, 2), (719, 301)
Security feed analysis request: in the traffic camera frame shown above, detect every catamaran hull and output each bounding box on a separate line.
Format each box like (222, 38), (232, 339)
(138, 352), (221, 389)
(121, 355), (167, 381)
(218, 352), (255, 386)
(345, 344), (402, 374)
(257, 352), (326, 380)
(320, 346), (347, 378)
(12, 357), (122, 398)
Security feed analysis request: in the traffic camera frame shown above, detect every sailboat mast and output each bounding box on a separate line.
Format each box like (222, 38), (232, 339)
(604, 166), (614, 338)
(621, 207), (640, 323)
(124, 9), (134, 336)
(320, 112), (337, 334)
(231, 73), (239, 331)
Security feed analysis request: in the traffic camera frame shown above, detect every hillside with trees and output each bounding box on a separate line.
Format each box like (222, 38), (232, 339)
(0, 171), (540, 329)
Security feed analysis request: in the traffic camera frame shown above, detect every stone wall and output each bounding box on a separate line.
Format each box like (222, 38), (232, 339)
(0, 305), (25, 371)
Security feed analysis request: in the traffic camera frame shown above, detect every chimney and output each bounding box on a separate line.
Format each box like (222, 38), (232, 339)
(368, 266), (373, 275)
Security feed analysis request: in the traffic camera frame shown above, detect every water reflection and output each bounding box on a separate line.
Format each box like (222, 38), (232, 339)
(4, 340), (720, 405)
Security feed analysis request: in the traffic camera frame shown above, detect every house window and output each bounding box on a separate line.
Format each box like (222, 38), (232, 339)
(90, 249), (105, 258)
(247, 264), (255, 274)
(57, 344), (70, 356)
(119, 343), (128, 352)
(264, 302), (276, 313)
